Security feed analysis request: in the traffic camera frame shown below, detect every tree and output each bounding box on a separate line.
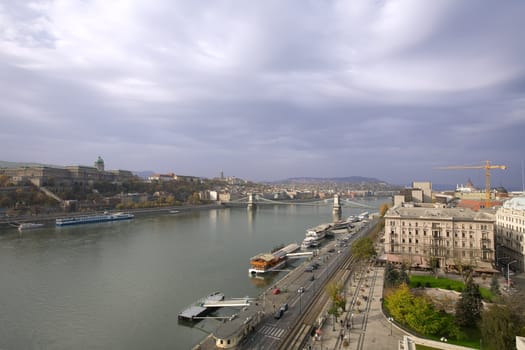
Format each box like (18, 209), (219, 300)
(455, 275), (482, 328)
(384, 283), (461, 338)
(384, 263), (409, 288)
(351, 237), (376, 261)
(326, 282), (345, 323)
(379, 203), (390, 217)
(384, 262), (400, 288)
(490, 274), (501, 297)
(481, 300), (525, 350)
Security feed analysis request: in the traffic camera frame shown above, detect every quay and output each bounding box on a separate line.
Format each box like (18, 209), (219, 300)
(192, 219), (377, 350)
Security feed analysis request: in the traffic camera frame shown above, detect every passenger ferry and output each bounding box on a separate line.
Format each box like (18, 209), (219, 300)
(248, 243), (300, 275)
(56, 212), (134, 226)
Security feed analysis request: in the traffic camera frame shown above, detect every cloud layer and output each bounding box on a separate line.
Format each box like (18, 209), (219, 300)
(1, 0), (525, 187)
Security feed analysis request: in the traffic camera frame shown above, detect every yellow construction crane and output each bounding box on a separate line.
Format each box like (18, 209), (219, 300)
(435, 160), (507, 208)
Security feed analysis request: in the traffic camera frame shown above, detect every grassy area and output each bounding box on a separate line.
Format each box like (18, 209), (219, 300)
(409, 275), (494, 301)
(415, 345), (441, 350)
(415, 328), (481, 349)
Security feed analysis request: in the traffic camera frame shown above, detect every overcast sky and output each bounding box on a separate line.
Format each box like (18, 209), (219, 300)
(1, 1), (524, 188)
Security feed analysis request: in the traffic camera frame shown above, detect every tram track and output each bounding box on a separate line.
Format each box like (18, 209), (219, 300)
(277, 251), (357, 350)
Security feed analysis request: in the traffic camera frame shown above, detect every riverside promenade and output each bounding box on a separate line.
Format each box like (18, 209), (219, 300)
(310, 266), (407, 350)
(313, 266), (481, 350)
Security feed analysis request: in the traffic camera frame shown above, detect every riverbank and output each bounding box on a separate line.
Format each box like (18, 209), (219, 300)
(0, 203), (225, 228)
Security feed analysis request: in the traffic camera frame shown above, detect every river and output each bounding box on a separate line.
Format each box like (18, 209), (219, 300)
(0, 199), (386, 350)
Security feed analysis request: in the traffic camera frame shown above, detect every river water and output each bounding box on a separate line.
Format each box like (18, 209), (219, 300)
(0, 199), (386, 350)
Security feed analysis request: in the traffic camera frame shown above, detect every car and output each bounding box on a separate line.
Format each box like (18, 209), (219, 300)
(298, 287), (305, 293)
(328, 248), (335, 253)
(272, 288), (281, 295)
(304, 266), (314, 272)
(274, 309), (283, 319)
(280, 303), (289, 312)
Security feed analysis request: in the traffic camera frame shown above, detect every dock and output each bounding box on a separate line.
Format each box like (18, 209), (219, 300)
(202, 298), (252, 308)
(178, 293), (254, 321)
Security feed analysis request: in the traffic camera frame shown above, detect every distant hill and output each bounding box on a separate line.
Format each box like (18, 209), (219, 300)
(275, 176), (385, 184)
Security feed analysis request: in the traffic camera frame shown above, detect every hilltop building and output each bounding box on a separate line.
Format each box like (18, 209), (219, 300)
(0, 157), (134, 186)
(495, 196), (525, 272)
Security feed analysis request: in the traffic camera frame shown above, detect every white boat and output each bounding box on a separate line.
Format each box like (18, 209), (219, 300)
(18, 223), (44, 231)
(301, 236), (317, 249)
(56, 212), (134, 226)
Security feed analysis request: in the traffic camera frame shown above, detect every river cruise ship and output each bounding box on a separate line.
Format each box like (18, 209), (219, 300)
(248, 243), (300, 275)
(56, 212), (134, 226)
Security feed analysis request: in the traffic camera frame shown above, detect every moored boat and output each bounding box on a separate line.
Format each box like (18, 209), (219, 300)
(56, 212), (134, 226)
(18, 223), (45, 231)
(248, 243), (300, 275)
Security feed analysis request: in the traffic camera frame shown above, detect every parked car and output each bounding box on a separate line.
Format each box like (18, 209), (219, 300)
(274, 309), (284, 319)
(272, 288), (281, 295)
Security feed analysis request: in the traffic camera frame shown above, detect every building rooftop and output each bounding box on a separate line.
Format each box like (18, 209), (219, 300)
(212, 302), (264, 340)
(502, 196), (525, 210)
(386, 206), (495, 221)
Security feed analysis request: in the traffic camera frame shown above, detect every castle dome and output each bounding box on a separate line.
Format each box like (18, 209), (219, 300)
(94, 156), (105, 171)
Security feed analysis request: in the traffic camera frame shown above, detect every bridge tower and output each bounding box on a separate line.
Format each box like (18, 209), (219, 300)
(247, 193), (257, 210)
(332, 194), (341, 216)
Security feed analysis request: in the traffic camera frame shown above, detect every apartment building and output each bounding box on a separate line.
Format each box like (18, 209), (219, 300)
(495, 196), (525, 272)
(384, 206), (496, 273)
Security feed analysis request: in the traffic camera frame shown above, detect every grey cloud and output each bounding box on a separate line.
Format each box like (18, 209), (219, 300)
(1, 1), (524, 188)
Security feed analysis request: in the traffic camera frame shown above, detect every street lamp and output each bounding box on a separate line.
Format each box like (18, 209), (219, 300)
(507, 260), (517, 291)
(388, 317), (393, 336)
(298, 288), (304, 314)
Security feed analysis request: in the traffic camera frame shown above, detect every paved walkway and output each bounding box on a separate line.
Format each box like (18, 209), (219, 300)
(307, 265), (492, 350)
(307, 265), (406, 350)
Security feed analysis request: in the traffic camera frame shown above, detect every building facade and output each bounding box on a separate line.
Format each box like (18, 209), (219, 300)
(0, 157), (135, 186)
(384, 206), (496, 273)
(495, 197), (525, 272)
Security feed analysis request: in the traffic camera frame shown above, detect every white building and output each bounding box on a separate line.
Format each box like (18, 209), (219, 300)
(495, 197), (525, 272)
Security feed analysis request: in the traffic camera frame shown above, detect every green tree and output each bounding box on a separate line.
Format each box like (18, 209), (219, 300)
(384, 263), (409, 288)
(351, 237), (376, 261)
(385, 283), (460, 338)
(455, 275), (482, 327)
(326, 282), (345, 323)
(481, 300), (525, 350)
(490, 274), (501, 297)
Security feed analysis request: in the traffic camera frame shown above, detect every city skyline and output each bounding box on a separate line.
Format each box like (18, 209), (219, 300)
(1, 1), (525, 188)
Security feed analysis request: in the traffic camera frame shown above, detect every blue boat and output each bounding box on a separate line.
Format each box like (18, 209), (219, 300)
(56, 212), (134, 226)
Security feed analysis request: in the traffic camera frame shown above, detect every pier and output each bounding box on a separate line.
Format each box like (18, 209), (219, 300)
(202, 298), (252, 308)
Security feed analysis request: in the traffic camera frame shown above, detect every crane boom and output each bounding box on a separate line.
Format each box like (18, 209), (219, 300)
(435, 160), (507, 208)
